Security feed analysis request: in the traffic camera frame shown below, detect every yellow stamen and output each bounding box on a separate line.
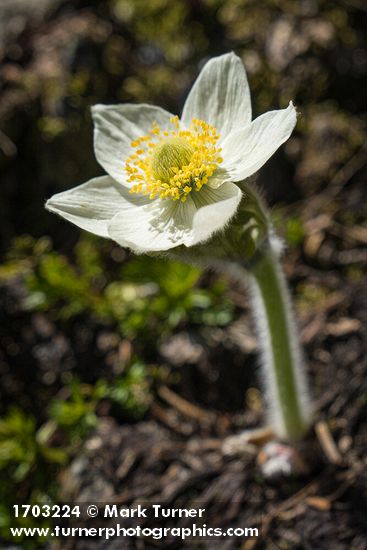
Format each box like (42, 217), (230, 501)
(126, 117), (223, 202)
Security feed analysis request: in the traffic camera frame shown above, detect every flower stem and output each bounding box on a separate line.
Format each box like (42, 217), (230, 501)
(248, 245), (310, 441)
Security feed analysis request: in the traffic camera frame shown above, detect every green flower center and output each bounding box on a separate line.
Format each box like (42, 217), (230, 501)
(151, 137), (194, 182)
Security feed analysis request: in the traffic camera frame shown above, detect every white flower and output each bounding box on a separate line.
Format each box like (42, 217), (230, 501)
(46, 52), (296, 253)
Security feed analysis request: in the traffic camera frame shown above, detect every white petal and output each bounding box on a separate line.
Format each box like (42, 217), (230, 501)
(181, 52), (251, 137)
(45, 176), (148, 238)
(187, 183), (242, 246)
(92, 103), (174, 185)
(207, 168), (232, 189)
(108, 182), (242, 253)
(107, 198), (196, 253)
(221, 101), (297, 181)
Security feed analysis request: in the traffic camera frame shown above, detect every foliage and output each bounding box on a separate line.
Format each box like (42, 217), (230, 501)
(0, 408), (64, 544)
(1, 234), (234, 340)
(272, 211), (306, 248)
(0, 363), (151, 544)
(0, 408), (67, 484)
(49, 362), (152, 443)
(0, 234), (233, 545)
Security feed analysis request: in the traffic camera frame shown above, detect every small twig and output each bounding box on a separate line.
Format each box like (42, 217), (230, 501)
(158, 386), (215, 424)
(150, 402), (193, 436)
(315, 421), (343, 465)
(259, 479), (322, 541)
(0, 129), (17, 157)
(115, 451), (137, 481)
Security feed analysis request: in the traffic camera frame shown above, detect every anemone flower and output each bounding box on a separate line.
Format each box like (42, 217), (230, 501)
(46, 53), (310, 445)
(46, 52), (296, 254)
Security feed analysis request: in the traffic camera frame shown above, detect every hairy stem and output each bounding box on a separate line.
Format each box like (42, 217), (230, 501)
(248, 245), (310, 441)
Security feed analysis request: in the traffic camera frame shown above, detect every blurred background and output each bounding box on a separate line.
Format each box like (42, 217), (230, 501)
(0, 0), (367, 548)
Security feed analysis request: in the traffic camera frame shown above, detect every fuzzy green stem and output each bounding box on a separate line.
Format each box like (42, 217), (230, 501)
(249, 245), (309, 441)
